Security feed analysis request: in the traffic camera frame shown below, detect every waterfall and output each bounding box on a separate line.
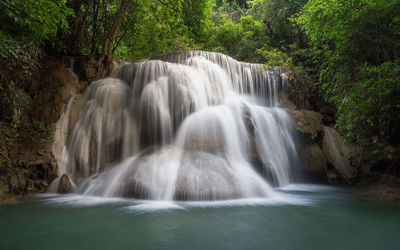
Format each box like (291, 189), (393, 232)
(52, 51), (299, 201)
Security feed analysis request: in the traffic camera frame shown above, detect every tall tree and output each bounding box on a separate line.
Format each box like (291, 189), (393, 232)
(97, 0), (130, 73)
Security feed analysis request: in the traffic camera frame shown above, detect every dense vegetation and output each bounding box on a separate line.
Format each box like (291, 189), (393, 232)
(0, 0), (399, 172)
(297, 0), (400, 165)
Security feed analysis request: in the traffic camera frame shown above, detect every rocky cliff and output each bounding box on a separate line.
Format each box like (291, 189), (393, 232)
(285, 69), (359, 184)
(0, 56), (100, 202)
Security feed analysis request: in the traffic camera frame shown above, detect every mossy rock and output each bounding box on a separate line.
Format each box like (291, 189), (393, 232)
(58, 174), (72, 194)
(289, 109), (323, 143)
(299, 143), (328, 179)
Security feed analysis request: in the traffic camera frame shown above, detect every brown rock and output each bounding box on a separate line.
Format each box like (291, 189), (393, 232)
(67, 94), (85, 133)
(286, 68), (313, 110)
(322, 126), (357, 182)
(58, 174), (72, 194)
(289, 109), (323, 142)
(299, 143), (328, 178)
(30, 57), (80, 124)
(0, 176), (10, 198)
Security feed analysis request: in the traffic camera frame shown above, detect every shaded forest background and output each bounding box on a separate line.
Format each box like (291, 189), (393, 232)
(0, 0), (399, 174)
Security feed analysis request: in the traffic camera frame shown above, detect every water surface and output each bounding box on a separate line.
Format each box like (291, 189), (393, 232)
(1, 185), (399, 250)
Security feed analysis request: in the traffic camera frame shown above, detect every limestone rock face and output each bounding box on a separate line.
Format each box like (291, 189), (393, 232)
(286, 69), (336, 126)
(289, 109), (323, 142)
(322, 126), (358, 181)
(289, 110), (359, 182)
(0, 150), (58, 200)
(30, 57), (87, 124)
(0, 177), (9, 200)
(286, 68), (314, 110)
(0, 56), (122, 202)
(58, 174), (72, 194)
(67, 94), (85, 133)
(298, 143), (328, 178)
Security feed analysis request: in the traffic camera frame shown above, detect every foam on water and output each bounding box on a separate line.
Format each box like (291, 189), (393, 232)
(277, 184), (340, 192)
(39, 194), (132, 207)
(37, 190), (312, 211)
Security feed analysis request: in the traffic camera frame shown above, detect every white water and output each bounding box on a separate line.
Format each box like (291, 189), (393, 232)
(51, 51), (299, 201)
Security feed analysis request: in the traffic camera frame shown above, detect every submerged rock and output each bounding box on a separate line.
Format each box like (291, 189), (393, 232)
(58, 174), (72, 194)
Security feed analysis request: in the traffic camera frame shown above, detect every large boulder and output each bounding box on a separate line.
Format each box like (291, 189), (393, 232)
(322, 126), (358, 182)
(58, 174), (72, 194)
(289, 109), (323, 143)
(289, 110), (358, 182)
(298, 143), (328, 179)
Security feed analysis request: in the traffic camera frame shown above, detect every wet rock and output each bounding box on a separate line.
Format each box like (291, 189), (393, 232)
(327, 169), (341, 183)
(290, 111), (358, 182)
(243, 106), (262, 162)
(0, 176), (10, 200)
(58, 174), (72, 194)
(67, 94), (85, 133)
(286, 68), (336, 125)
(1, 150), (59, 201)
(0, 55), (115, 202)
(30, 57), (81, 124)
(23, 155), (58, 184)
(299, 143), (328, 178)
(322, 126), (357, 182)
(9, 174), (26, 195)
(173, 152), (242, 200)
(355, 174), (400, 201)
(289, 109), (323, 143)
(184, 132), (225, 153)
(286, 69), (314, 110)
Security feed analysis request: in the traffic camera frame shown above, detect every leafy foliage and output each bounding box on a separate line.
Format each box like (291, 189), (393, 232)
(0, 0), (72, 149)
(0, 0), (73, 46)
(65, 0), (213, 60)
(204, 0), (308, 64)
(296, 0), (400, 162)
(336, 61), (400, 149)
(0, 32), (41, 123)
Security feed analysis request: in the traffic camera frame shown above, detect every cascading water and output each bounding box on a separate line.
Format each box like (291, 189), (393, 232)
(51, 51), (299, 201)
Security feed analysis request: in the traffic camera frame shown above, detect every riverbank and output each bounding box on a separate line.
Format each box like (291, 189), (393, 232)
(0, 55), (100, 203)
(354, 174), (400, 202)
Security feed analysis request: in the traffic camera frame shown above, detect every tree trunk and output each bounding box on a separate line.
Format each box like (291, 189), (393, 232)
(67, 0), (91, 54)
(96, 0), (129, 75)
(90, 0), (101, 56)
